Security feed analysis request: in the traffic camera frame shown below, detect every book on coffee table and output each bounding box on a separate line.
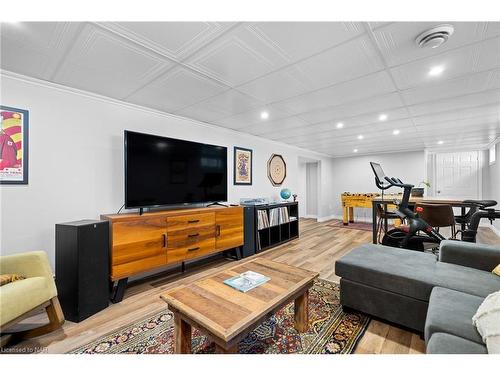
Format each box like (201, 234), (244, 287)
(224, 271), (270, 293)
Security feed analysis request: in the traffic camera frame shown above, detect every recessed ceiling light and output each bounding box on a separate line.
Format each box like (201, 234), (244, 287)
(378, 114), (388, 121)
(357, 135), (364, 140)
(437, 140), (444, 145)
(353, 149), (358, 153)
(260, 111), (269, 120)
(336, 122), (344, 129)
(428, 65), (445, 77)
(392, 129), (400, 135)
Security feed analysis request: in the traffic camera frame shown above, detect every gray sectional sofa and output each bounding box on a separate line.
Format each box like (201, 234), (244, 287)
(335, 240), (500, 354)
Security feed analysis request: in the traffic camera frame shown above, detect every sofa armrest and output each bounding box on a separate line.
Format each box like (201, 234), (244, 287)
(0, 251), (54, 280)
(439, 240), (500, 272)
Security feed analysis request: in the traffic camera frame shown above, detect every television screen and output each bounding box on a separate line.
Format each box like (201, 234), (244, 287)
(125, 131), (227, 208)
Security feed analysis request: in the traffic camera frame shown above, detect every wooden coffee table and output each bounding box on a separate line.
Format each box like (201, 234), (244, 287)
(160, 258), (319, 354)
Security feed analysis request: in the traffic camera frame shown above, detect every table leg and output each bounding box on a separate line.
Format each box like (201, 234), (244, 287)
(461, 207), (466, 231)
(174, 314), (192, 354)
(348, 207), (354, 223)
(372, 202), (377, 244)
(342, 206), (348, 225)
(294, 290), (309, 333)
(383, 203), (389, 234)
(215, 344), (238, 354)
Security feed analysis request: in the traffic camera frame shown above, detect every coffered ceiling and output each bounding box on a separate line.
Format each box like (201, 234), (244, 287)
(1, 21), (500, 157)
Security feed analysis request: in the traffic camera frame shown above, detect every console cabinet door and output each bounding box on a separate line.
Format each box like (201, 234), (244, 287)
(111, 217), (167, 280)
(215, 207), (244, 250)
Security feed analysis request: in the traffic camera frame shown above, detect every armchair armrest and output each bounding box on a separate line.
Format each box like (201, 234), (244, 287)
(0, 251), (54, 280)
(439, 240), (500, 272)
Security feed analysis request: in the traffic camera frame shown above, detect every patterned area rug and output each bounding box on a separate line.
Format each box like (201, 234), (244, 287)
(327, 219), (390, 232)
(70, 279), (370, 354)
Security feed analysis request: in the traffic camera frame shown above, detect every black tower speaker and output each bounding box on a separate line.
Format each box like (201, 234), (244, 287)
(56, 219), (109, 322)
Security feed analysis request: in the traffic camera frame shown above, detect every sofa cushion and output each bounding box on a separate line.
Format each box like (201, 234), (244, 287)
(335, 244), (437, 301)
(335, 244), (500, 301)
(0, 276), (54, 326)
(426, 332), (487, 354)
(425, 287), (483, 344)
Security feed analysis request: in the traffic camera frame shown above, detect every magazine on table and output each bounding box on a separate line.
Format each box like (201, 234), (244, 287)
(224, 271), (270, 292)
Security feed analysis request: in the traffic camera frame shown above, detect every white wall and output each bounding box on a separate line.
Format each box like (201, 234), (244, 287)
(0, 74), (336, 267)
(483, 142), (500, 232)
(329, 151), (426, 222)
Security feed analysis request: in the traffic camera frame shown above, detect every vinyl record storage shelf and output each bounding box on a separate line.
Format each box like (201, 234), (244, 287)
(244, 202), (299, 253)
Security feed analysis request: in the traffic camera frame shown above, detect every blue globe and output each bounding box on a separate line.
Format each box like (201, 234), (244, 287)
(280, 188), (292, 200)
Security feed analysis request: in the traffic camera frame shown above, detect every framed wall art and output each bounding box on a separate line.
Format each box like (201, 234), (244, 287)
(234, 146), (253, 185)
(0, 105), (29, 185)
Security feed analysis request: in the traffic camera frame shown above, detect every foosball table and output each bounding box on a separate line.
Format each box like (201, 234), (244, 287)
(341, 192), (400, 225)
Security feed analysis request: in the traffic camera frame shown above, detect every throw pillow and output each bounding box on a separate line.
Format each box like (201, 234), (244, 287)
(0, 273), (26, 286)
(493, 264), (500, 276)
(472, 290), (500, 354)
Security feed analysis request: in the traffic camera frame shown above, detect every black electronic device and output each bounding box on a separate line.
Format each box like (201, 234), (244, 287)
(125, 131), (228, 209)
(55, 220), (109, 322)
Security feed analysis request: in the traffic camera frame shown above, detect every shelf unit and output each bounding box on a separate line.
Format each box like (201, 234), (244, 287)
(242, 202), (299, 257)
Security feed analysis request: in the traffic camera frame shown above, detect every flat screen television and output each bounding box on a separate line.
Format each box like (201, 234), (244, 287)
(125, 131), (227, 209)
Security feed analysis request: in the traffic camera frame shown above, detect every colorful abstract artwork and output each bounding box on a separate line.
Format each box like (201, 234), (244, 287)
(234, 147), (252, 185)
(0, 106), (29, 184)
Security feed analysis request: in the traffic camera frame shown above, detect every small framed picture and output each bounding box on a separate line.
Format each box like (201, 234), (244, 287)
(1, 105), (29, 185)
(234, 147), (253, 185)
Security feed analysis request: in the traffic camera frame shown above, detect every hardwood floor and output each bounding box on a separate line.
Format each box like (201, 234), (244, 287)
(8, 219), (499, 354)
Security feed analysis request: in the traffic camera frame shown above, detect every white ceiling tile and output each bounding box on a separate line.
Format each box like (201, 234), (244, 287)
(297, 93), (405, 124)
(185, 25), (290, 86)
(0, 22), (82, 79)
(247, 116), (309, 136)
(390, 37), (500, 90)
(273, 71), (396, 114)
(372, 22), (500, 67)
(247, 22), (364, 62)
(295, 35), (385, 89)
(401, 69), (500, 106)
(408, 89), (500, 116)
(213, 106), (291, 130)
(174, 103), (228, 123)
(236, 66), (311, 102)
(99, 22), (234, 60)
(126, 67), (227, 113)
(279, 118), (416, 145)
(182, 89), (263, 118)
(413, 104), (500, 126)
(54, 24), (173, 98)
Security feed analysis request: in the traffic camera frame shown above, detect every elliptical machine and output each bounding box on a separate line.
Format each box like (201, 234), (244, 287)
(369, 162), (500, 251)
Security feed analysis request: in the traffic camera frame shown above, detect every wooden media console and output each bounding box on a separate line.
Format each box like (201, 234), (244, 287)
(101, 206), (244, 302)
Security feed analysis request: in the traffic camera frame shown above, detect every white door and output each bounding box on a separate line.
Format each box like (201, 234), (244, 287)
(435, 152), (480, 199)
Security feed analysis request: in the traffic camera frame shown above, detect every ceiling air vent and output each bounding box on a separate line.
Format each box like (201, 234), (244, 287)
(415, 25), (454, 49)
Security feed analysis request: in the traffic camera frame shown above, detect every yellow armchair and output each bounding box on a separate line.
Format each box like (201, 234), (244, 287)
(0, 251), (64, 342)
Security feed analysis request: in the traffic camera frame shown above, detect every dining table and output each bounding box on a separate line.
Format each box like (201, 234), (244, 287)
(371, 195), (477, 244)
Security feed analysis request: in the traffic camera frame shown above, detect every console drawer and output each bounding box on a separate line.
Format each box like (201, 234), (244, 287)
(166, 212), (215, 232)
(166, 225), (215, 248)
(167, 239), (216, 264)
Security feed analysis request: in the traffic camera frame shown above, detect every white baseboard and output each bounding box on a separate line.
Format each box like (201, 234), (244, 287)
(317, 214), (336, 223)
(302, 214), (318, 220)
(316, 214), (376, 223)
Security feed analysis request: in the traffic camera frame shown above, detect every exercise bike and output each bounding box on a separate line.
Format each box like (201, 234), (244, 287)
(369, 162), (500, 251)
